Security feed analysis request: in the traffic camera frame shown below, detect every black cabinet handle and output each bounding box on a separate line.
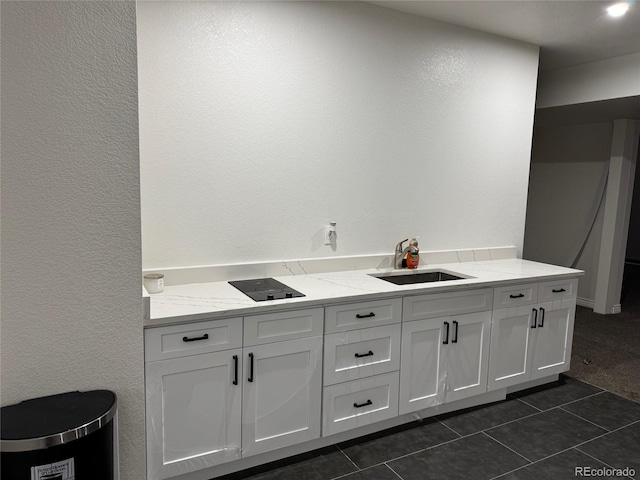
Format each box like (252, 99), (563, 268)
(452, 320), (459, 344)
(443, 321), (450, 344)
(233, 355), (238, 385)
(353, 399), (373, 408)
(539, 307), (545, 328)
(355, 350), (374, 358)
(183, 333), (209, 342)
(510, 294), (525, 299)
(552, 288), (566, 293)
(356, 312), (375, 319)
(248, 353), (254, 383)
(531, 308), (537, 329)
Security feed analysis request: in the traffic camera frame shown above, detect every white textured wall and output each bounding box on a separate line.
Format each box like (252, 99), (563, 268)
(1, 2), (144, 478)
(536, 53), (640, 109)
(523, 123), (613, 302)
(138, 1), (539, 269)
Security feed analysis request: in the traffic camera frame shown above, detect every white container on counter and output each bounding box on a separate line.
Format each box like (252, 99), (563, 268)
(144, 273), (164, 294)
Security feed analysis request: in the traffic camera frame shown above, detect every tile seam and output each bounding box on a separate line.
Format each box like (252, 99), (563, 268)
(335, 445), (360, 471)
(384, 462), (406, 480)
(574, 447), (635, 477)
(558, 405), (613, 431)
(481, 431), (532, 464)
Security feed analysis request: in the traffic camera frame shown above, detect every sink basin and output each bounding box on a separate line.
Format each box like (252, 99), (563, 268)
(371, 271), (467, 285)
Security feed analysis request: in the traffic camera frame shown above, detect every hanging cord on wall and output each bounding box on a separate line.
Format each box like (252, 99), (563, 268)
(570, 169), (609, 268)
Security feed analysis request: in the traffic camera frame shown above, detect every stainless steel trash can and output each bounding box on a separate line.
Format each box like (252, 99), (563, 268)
(1, 390), (117, 479)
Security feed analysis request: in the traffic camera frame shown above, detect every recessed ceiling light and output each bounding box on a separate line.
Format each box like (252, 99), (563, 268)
(607, 2), (630, 17)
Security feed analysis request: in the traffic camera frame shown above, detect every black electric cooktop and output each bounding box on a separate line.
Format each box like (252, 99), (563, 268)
(228, 278), (305, 302)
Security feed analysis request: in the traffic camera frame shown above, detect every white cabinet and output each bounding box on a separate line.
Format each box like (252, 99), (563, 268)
(445, 311), (492, 402)
(487, 306), (535, 390)
(242, 336), (322, 457)
(530, 299), (576, 379)
(146, 308), (323, 480)
(399, 310), (491, 415)
(145, 276), (579, 480)
(321, 298), (402, 436)
(488, 293), (576, 391)
(146, 349), (242, 480)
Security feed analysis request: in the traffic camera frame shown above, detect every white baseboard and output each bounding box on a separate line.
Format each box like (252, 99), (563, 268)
(577, 297), (594, 309)
(577, 298), (622, 314)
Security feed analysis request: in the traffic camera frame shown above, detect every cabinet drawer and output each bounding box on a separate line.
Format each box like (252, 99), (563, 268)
(493, 283), (538, 309)
(145, 318), (242, 362)
(402, 288), (492, 322)
(322, 372), (399, 436)
(323, 324), (401, 386)
(325, 298), (401, 333)
(538, 278), (578, 303)
(244, 308), (323, 346)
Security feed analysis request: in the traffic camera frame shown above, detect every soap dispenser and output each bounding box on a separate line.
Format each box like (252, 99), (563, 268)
(406, 238), (420, 269)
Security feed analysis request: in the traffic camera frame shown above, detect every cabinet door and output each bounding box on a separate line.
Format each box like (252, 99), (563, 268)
(399, 318), (447, 414)
(445, 311), (491, 402)
(487, 306), (536, 391)
(530, 299), (576, 380)
(146, 349), (242, 480)
(242, 336), (322, 457)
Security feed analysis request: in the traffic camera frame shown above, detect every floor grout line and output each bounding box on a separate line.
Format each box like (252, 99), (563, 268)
(488, 419), (640, 480)
(326, 384), (636, 480)
(385, 462), (405, 480)
(574, 447), (636, 479)
(566, 415), (638, 446)
(345, 432), (478, 471)
(564, 374), (610, 392)
(514, 389), (606, 413)
(437, 418), (463, 437)
(514, 396), (543, 411)
(558, 405), (611, 431)
(488, 446), (589, 480)
(335, 445), (360, 471)
(478, 408), (546, 433)
(482, 431), (532, 464)
(554, 390), (607, 409)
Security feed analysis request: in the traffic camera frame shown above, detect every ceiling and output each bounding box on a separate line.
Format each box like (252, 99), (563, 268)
(371, 1), (640, 72)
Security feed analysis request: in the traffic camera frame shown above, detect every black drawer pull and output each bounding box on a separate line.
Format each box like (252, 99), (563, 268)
(183, 333), (209, 342)
(443, 321), (450, 344)
(452, 320), (459, 344)
(531, 308), (537, 329)
(248, 352), (254, 383)
(355, 350), (374, 358)
(233, 355), (238, 385)
(552, 288), (566, 293)
(539, 307), (545, 328)
(356, 312), (376, 319)
(510, 294), (525, 299)
(353, 399), (373, 408)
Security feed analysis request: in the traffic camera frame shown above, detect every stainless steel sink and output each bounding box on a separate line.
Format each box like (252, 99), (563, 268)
(371, 270), (467, 285)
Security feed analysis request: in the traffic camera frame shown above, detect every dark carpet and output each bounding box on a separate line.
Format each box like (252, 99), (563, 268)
(568, 263), (640, 403)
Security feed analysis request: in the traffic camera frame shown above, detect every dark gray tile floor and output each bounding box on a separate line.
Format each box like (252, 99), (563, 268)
(219, 375), (640, 480)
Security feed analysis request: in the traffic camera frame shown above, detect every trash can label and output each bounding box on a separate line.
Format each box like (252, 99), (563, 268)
(30, 458), (75, 480)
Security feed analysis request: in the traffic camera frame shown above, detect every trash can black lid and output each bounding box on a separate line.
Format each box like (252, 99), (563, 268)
(1, 390), (117, 452)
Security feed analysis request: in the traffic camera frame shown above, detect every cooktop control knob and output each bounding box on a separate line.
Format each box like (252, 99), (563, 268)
(267, 294), (275, 300)
(285, 292), (293, 298)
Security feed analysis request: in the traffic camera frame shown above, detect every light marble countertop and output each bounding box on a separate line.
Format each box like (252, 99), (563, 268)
(145, 258), (583, 327)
